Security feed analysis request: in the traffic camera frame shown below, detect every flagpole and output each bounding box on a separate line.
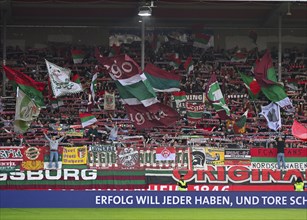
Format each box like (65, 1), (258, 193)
(2, 9), (7, 96)
(278, 14), (282, 82)
(141, 17), (145, 71)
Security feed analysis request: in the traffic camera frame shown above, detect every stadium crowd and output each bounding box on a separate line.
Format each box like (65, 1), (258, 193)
(0, 34), (306, 151)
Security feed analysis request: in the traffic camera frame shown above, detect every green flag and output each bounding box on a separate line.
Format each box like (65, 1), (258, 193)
(205, 74), (231, 120)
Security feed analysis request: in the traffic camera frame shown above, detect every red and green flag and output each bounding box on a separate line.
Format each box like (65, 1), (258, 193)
(168, 53), (181, 69)
(193, 32), (214, 49)
(3, 65), (45, 107)
(72, 73), (81, 84)
(239, 72), (261, 100)
(102, 55), (179, 130)
(79, 112), (97, 128)
(172, 91), (187, 106)
(183, 56), (194, 74)
(71, 49), (85, 64)
(144, 63), (181, 92)
(231, 51), (247, 63)
(254, 50), (294, 112)
(186, 102), (205, 122)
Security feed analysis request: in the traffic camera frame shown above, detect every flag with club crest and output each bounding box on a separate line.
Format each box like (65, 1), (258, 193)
(259, 102), (281, 131)
(156, 147), (176, 161)
(205, 74), (231, 120)
(14, 87), (41, 133)
(144, 63), (181, 92)
(104, 91), (115, 110)
(71, 49), (85, 64)
(254, 50), (294, 112)
(101, 54), (179, 130)
(45, 60), (83, 98)
(79, 112), (97, 128)
(3, 65), (46, 107)
(233, 110), (248, 134)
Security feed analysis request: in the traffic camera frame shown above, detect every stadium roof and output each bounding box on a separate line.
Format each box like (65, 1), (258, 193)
(0, 0), (306, 29)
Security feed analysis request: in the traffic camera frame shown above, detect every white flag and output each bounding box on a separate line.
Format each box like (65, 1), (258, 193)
(45, 60), (83, 98)
(14, 87), (41, 133)
(260, 102), (281, 131)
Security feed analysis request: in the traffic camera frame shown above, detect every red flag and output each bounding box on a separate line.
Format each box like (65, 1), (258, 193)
(254, 50), (277, 87)
(3, 65), (45, 91)
(292, 120), (307, 141)
(125, 103), (180, 130)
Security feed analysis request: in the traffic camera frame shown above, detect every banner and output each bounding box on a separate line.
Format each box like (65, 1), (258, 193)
(0, 166), (306, 190)
(88, 146), (190, 170)
(21, 146), (45, 171)
(104, 92), (115, 110)
(2, 191), (305, 208)
(224, 149), (251, 160)
(0, 146), (23, 162)
(205, 147), (224, 165)
(250, 148), (307, 157)
(62, 146), (87, 165)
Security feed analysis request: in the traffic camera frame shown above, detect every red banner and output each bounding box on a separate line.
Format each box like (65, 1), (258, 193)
(0, 146), (23, 162)
(21, 146), (46, 170)
(147, 184), (296, 191)
(250, 148), (307, 157)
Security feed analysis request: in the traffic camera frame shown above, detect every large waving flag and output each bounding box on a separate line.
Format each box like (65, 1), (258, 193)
(103, 55), (179, 130)
(254, 51), (294, 112)
(14, 87), (41, 133)
(3, 65), (45, 107)
(259, 102), (281, 131)
(45, 60), (83, 98)
(239, 72), (261, 100)
(144, 63), (181, 92)
(105, 55), (159, 112)
(205, 74), (231, 120)
(292, 120), (307, 141)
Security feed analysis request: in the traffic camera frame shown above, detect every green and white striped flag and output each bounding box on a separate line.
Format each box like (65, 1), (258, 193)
(205, 74), (230, 120)
(107, 55), (159, 111)
(79, 112), (97, 128)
